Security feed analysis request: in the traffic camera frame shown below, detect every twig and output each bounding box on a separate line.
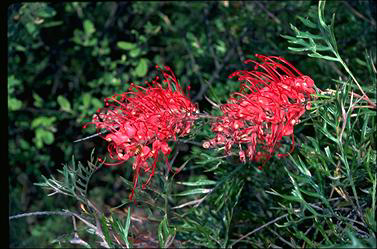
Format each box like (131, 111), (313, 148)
(70, 216), (91, 248)
(73, 129), (109, 143)
(192, 47), (235, 102)
(204, 96), (221, 109)
(204, 4), (220, 69)
(343, 1), (376, 27)
(172, 196), (206, 209)
(9, 211), (73, 220)
(230, 213), (289, 247)
(268, 227), (295, 248)
(255, 2), (281, 24)
(320, 89), (376, 109)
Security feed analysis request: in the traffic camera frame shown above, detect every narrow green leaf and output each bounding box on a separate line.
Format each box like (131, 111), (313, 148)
(175, 188), (212, 196)
(288, 46), (311, 52)
(41, 21), (64, 28)
(281, 34), (297, 41)
(100, 216), (113, 248)
(295, 30), (323, 40)
(297, 16), (317, 29)
(158, 216), (167, 248)
(308, 53), (339, 61)
(123, 207), (132, 248)
(176, 179), (217, 186)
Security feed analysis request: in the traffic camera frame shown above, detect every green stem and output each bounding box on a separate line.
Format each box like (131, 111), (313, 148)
(337, 54), (368, 98)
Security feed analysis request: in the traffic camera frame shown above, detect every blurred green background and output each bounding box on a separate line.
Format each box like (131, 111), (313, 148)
(8, 1), (376, 248)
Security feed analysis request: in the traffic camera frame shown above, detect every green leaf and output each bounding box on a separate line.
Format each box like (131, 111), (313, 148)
(34, 128), (54, 148)
(42, 130), (54, 145)
(123, 207), (132, 248)
(37, 6), (56, 18)
(100, 216), (113, 248)
(158, 215), (175, 248)
(83, 20), (95, 34)
(129, 47), (141, 58)
(19, 138), (30, 150)
(8, 75), (21, 89)
(33, 92), (43, 108)
(288, 46), (311, 52)
(31, 116), (57, 128)
(82, 93), (91, 107)
(91, 98), (102, 109)
(158, 215), (169, 248)
(176, 179), (217, 186)
(117, 41), (136, 50)
(308, 53), (339, 61)
(297, 16), (317, 29)
(57, 95), (72, 112)
(41, 21), (64, 28)
(8, 97), (23, 111)
(175, 188), (212, 196)
(135, 58), (148, 77)
(25, 22), (37, 34)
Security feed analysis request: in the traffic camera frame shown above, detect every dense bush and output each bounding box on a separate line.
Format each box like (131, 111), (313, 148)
(8, 1), (376, 248)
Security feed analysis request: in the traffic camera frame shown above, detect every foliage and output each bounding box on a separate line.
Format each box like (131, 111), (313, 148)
(8, 1), (376, 248)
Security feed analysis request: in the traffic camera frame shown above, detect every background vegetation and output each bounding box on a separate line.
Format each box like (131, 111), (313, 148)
(8, 1), (376, 248)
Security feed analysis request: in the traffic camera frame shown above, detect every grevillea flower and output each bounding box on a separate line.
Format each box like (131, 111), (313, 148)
(85, 65), (198, 199)
(203, 54), (315, 167)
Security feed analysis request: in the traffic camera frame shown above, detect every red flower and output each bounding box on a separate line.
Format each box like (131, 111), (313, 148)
(204, 54), (315, 165)
(86, 66), (198, 199)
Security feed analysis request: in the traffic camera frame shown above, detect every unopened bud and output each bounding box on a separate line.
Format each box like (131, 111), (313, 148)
(203, 141), (210, 149)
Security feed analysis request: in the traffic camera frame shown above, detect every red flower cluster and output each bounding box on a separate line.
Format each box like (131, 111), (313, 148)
(86, 66), (198, 199)
(203, 54), (315, 166)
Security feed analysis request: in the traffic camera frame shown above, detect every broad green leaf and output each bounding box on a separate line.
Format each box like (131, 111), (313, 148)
(8, 97), (22, 111)
(135, 58), (148, 77)
(25, 22), (37, 34)
(19, 138), (30, 150)
(8, 75), (21, 89)
(15, 45), (26, 52)
(33, 92), (43, 108)
(42, 130), (54, 145)
(129, 47), (141, 58)
(186, 32), (196, 41)
(31, 116), (56, 128)
(117, 41), (136, 50)
(37, 6), (56, 18)
(57, 95), (72, 112)
(83, 20), (95, 34)
(82, 93), (91, 107)
(91, 98), (102, 109)
(34, 128), (54, 148)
